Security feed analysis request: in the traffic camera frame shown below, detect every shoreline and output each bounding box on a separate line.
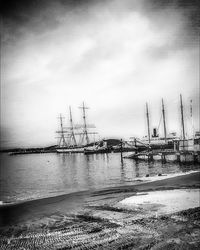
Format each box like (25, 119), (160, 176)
(0, 171), (199, 227)
(0, 171), (199, 249)
(1, 169), (199, 207)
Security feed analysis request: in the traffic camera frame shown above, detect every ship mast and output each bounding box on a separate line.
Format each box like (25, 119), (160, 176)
(146, 103), (151, 144)
(162, 98), (167, 142)
(79, 102), (90, 145)
(69, 106), (77, 146)
(57, 114), (67, 147)
(190, 99), (194, 138)
(180, 94), (185, 140)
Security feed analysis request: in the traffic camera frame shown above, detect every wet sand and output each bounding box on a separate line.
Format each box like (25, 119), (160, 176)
(119, 189), (199, 214)
(0, 171), (199, 249)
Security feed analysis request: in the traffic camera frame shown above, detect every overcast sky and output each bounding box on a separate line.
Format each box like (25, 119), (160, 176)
(1, 0), (199, 148)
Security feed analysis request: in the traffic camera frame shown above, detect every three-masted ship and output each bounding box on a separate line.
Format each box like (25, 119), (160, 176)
(56, 102), (97, 153)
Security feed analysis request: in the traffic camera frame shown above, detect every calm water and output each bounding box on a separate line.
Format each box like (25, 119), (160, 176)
(0, 152), (199, 203)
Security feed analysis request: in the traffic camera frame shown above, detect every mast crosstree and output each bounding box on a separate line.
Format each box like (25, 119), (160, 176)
(78, 102), (97, 145)
(79, 102), (90, 145)
(68, 106), (77, 146)
(56, 102), (97, 148)
(57, 114), (68, 147)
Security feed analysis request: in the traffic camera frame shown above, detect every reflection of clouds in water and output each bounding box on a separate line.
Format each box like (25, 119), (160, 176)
(57, 153), (79, 188)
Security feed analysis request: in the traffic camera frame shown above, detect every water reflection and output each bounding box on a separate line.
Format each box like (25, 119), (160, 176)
(0, 152), (199, 202)
(120, 159), (125, 183)
(135, 161), (140, 178)
(83, 154), (94, 188)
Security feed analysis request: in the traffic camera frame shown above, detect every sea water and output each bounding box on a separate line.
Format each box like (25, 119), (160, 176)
(0, 152), (199, 203)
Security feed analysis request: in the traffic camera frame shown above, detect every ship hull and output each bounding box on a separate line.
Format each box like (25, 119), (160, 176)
(56, 147), (84, 153)
(113, 147), (136, 153)
(84, 148), (112, 155)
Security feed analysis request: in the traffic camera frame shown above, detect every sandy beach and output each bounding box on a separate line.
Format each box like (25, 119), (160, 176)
(0, 171), (200, 249)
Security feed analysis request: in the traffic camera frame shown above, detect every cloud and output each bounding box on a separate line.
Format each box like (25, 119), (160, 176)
(1, 0), (199, 147)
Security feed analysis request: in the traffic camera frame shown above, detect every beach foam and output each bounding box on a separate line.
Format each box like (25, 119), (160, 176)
(134, 170), (200, 183)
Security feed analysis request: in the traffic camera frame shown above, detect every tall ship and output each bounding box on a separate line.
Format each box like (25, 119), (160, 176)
(56, 102), (97, 153)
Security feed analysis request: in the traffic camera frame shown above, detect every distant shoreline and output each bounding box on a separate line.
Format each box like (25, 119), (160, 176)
(0, 145), (57, 153)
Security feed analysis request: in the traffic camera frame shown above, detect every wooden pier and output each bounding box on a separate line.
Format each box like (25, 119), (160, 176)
(127, 149), (200, 164)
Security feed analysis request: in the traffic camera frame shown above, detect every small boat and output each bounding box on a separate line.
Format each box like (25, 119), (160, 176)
(84, 141), (112, 155)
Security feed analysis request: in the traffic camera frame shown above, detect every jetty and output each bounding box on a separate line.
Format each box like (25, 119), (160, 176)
(126, 149), (200, 164)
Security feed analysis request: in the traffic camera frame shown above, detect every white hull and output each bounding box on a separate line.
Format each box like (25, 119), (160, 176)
(56, 147), (84, 153)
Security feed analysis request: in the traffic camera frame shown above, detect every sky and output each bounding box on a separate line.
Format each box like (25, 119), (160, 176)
(1, 0), (199, 148)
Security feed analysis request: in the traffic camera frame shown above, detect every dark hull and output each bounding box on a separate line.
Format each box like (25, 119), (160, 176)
(135, 143), (174, 152)
(113, 148), (136, 153)
(84, 148), (112, 155)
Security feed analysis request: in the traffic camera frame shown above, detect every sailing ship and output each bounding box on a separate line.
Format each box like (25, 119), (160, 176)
(56, 102), (97, 153)
(133, 95), (200, 153)
(131, 98), (179, 151)
(176, 98), (200, 152)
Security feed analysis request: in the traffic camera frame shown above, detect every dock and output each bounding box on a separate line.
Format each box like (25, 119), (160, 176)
(126, 149), (200, 164)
